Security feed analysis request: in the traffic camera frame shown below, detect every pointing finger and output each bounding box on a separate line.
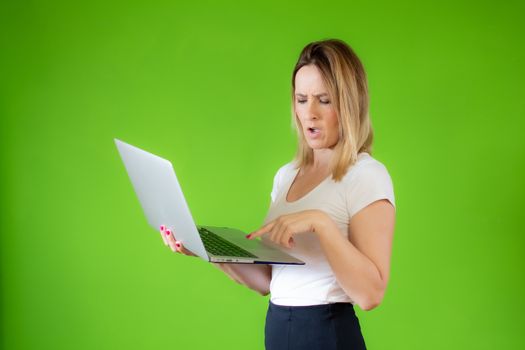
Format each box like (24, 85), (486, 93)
(247, 221), (275, 239)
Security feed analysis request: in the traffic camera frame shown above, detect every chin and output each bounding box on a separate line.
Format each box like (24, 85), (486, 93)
(306, 140), (338, 150)
(306, 142), (327, 150)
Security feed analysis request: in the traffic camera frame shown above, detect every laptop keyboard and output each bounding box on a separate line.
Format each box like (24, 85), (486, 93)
(198, 227), (258, 258)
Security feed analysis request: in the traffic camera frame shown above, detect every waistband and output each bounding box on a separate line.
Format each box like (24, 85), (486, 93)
(268, 300), (355, 316)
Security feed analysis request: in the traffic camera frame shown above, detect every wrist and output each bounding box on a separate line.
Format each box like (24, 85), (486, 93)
(314, 210), (336, 239)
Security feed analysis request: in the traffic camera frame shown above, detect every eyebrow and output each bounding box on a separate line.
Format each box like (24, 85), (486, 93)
(295, 93), (329, 98)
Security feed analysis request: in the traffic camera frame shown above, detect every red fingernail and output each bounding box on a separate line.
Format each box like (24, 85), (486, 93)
(246, 234), (252, 239)
(165, 229), (171, 236)
(160, 225), (165, 231)
(175, 242), (181, 248)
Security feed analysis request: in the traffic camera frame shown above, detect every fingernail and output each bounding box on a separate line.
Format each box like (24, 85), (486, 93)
(160, 225), (165, 231)
(165, 229), (171, 236)
(245, 234), (251, 239)
(175, 242), (181, 248)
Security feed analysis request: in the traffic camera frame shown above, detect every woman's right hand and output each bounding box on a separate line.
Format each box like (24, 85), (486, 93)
(159, 225), (197, 257)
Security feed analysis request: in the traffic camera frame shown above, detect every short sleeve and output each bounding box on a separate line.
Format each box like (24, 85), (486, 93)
(270, 167), (282, 204)
(269, 163), (294, 204)
(346, 161), (396, 219)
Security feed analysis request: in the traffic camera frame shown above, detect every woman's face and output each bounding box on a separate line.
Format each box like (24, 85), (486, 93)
(294, 64), (339, 150)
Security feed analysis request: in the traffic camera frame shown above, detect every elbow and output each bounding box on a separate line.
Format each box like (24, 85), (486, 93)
(358, 287), (386, 312)
(359, 298), (381, 311)
(258, 288), (270, 297)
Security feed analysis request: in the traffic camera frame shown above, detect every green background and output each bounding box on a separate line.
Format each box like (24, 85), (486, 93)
(1, 0), (524, 349)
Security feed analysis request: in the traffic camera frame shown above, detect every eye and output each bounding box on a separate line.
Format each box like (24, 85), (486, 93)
(320, 100), (330, 105)
(297, 100), (307, 104)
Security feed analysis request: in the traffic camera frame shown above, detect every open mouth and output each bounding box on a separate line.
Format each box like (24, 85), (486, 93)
(308, 127), (320, 135)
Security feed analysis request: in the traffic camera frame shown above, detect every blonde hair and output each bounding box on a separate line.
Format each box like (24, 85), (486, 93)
(291, 38), (374, 182)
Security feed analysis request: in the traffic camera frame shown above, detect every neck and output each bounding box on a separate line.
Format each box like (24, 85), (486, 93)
(310, 148), (334, 170)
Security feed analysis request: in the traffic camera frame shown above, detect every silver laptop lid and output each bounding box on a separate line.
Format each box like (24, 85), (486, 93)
(114, 138), (209, 261)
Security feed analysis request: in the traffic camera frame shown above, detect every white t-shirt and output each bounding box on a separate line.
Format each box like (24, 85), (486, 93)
(261, 152), (396, 306)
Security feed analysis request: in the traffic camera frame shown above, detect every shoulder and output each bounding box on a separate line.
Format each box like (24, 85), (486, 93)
(275, 161), (297, 178)
(341, 152), (393, 185)
(270, 161), (297, 203)
(340, 153), (396, 216)
(271, 161), (298, 185)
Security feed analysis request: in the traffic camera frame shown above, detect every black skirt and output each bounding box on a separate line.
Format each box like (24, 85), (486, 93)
(264, 300), (367, 350)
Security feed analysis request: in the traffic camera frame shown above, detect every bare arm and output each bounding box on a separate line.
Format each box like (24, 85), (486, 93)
(159, 225), (271, 296)
(211, 263), (271, 296)
(316, 200), (395, 311)
(248, 199), (395, 311)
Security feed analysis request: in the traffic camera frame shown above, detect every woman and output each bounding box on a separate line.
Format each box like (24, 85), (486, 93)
(159, 38), (396, 349)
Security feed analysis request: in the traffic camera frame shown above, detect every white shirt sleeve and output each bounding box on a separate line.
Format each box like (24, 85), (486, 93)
(346, 161), (396, 219)
(270, 165), (284, 204)
(269, 162), (295, 204)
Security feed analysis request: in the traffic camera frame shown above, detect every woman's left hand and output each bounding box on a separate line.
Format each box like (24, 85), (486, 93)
(246, 209), (332, 248)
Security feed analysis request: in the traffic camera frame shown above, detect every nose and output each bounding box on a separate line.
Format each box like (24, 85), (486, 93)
(305, 101), (320, 121)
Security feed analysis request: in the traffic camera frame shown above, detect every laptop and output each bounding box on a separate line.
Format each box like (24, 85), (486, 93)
(114, 138), (305, 265)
